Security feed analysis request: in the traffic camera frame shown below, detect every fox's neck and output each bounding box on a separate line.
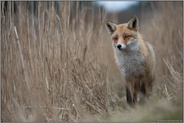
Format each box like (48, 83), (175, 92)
(137, 33), (149, 57)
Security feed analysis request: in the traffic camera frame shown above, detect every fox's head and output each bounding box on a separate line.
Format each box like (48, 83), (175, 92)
(105, 16), (140, 51)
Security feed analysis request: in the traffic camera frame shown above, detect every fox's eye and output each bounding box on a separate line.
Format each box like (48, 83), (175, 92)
(113, 37), (118, 40)
(124, 35), (131, 39)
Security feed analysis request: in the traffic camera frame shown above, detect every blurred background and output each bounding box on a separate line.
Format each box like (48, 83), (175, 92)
(1, 1), (183, 122)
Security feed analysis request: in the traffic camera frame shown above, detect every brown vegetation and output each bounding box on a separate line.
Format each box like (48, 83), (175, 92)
(1, 1), (183, 122)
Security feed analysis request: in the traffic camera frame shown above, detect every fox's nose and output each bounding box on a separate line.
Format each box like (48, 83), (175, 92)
(117, 44), (122, 50)
(117, 44), (127, 50)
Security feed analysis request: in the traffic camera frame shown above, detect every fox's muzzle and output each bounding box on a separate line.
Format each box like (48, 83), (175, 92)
(116, 44), (127, 50)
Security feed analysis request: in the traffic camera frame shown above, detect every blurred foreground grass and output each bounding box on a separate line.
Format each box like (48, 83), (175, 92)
(98, 100), (182, 122)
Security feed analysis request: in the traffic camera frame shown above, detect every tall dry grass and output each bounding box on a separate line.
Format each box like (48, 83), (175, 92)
(140, 2), (183, 105)
(1, 1), (183, 122)
(1, 1), (116, 121)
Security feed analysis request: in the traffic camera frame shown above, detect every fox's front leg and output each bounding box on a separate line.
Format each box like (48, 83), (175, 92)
(126, 85), (132, 104)
(126, 81), (138, 105)
(138, 82), (146, 104)
(140, 76), (153, 101)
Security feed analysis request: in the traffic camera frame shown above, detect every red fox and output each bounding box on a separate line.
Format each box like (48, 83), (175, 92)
(105, 16), (156, 105)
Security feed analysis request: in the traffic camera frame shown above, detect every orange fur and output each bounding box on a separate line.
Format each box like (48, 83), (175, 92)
(105, 16), (156, 105)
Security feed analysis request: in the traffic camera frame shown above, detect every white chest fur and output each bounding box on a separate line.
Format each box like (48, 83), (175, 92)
(115, 50), (145, 81)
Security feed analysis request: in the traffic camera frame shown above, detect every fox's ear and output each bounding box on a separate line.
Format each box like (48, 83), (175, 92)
(105, 21), (117, 34)
(128, 16), (139, 31)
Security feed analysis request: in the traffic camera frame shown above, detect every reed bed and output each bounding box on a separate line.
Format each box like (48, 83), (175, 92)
(1, 1), (183, 122)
